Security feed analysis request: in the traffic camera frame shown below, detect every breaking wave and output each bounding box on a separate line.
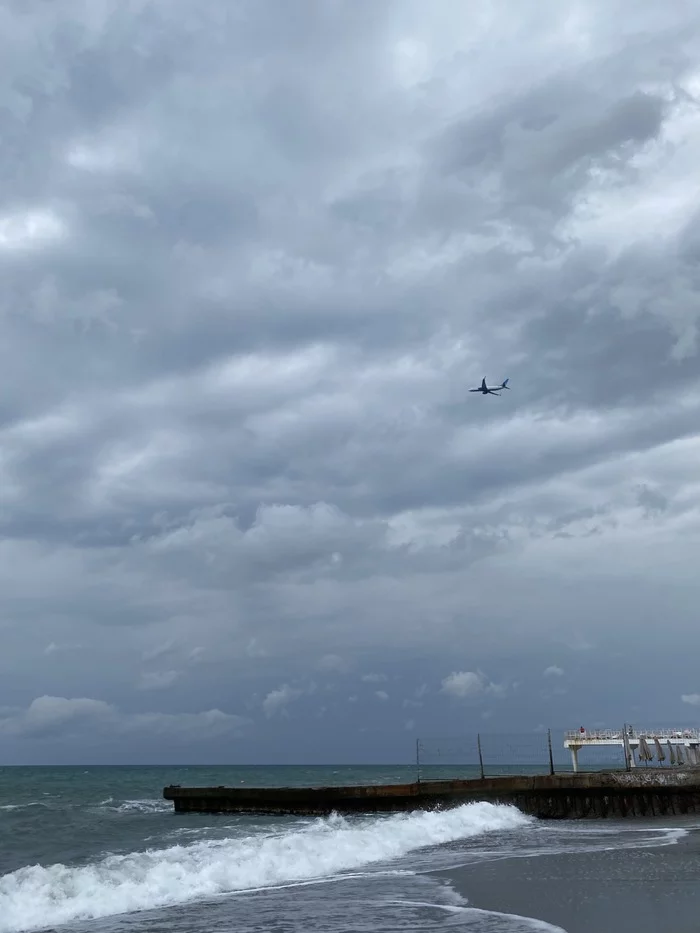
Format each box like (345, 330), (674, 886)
(0, 802), (528, 933)
(97, 798), (173, 814)
(0, 804), (43, 812)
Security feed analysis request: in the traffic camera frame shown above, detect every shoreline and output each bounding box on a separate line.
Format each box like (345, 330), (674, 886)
(434, 819), (700, 933)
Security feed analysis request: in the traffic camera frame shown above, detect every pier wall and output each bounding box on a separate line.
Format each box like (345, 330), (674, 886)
(163, 769), (700, 819)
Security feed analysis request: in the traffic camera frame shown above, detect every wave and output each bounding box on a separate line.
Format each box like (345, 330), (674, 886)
(99, 798), (173, 814)
(382, 819), (690, 877)
(390, 899), (568, 932)
(0, 804), (43, 812)
(2, 799), (172, 816)
(0, 802), (528, 933)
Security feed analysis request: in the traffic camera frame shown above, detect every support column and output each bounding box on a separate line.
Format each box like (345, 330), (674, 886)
(570, 745), (580, 772)
(622, 724), (631, 772)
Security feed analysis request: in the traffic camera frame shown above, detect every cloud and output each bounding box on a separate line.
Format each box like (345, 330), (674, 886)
(261, 684), (304, 719)
(142, 641), (177, 663)
(0, 696), (248, 740)
(2, 697), (113, 737)
(361, 673), (388, 683)
(375, 690), (389, 701)
(44, 642), (82, 656)
(440, 671), (507, 699)
(543, 665), (565, 678)
(317, 654), (349, 673)
(138, 670), (180, 691)
(1, 1), (700, 761)
(245, 639), (266, 659)
(681, 694), (700, 706)
(441, 671), (486, 698)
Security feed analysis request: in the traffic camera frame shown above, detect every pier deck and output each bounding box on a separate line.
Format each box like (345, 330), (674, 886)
(564, 727), (700, 771)
(163, 769), (700, 820)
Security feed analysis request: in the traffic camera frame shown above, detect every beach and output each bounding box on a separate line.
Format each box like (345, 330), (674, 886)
(442, 817), (700, 933)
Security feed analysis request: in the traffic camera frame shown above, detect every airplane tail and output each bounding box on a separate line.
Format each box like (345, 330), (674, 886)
(502, 378), (510, 389)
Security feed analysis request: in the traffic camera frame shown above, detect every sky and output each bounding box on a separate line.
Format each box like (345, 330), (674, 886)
(1, 0), (700, 765)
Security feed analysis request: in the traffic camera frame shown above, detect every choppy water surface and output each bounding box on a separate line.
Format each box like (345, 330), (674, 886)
(0, 766), (692, 933)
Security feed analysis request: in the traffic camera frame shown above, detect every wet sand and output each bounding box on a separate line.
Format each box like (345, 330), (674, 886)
(439, 822), (700, 933)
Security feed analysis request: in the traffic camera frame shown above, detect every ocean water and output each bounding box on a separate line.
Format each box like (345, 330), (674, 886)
(0, 765), (692, 933)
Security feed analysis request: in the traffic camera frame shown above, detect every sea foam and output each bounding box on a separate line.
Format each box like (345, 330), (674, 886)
(0, 801), (528, 933)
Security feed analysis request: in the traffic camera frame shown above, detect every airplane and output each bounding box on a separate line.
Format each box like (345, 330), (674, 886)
(470, 377), (510, 396)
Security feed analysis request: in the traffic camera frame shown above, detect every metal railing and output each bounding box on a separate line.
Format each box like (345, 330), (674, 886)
(633, 727), (700, 739)
(416, 723), (700, 779)
(566, 727), (700, 742)
(565, 729), (625, 741)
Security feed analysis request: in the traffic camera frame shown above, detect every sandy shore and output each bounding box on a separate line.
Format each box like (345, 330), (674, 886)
(436, 822), (700, 933)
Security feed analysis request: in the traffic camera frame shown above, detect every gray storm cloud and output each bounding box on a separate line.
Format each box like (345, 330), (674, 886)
(1, 0), (700, 763)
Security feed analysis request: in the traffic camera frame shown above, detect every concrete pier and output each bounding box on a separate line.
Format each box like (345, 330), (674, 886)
(163, 769), (700, 820)
(564, 727), (700, 772)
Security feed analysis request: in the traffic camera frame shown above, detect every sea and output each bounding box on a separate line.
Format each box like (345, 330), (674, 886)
(0, 765), (697, 933)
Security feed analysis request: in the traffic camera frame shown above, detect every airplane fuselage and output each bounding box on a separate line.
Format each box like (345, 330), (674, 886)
(469, 378), (510, 396)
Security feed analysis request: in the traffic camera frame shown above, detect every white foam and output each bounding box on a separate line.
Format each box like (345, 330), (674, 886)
(0, 803), (42, 812)
(0, 802), (528, 933)
(461, 907), (569, 932)
(402, 820), (690, 876)
(94, 797), (172, 814)
(112, 799), (173, 814)
(527, 823), (689, 857)
(381, 883), (568, 932)
(390, 900), (568, 932)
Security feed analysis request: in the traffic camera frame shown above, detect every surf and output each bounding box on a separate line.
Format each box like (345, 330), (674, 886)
(0, 801), (528, 933)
